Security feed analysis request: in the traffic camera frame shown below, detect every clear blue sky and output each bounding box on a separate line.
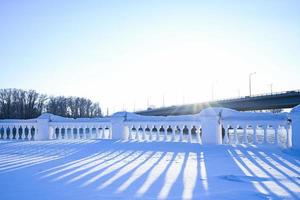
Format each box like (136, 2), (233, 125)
(1, 0), (300, 113)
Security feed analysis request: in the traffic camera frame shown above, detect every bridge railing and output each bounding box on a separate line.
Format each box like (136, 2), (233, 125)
(221, 110), (291, 147)
(123, 113), (202, 143)
(0, 119), (38, 140)
(48, 121), (112, 140)
(0, 106), (300, 150)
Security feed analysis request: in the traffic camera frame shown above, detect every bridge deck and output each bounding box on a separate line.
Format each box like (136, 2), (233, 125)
(137, 90), (300, 116)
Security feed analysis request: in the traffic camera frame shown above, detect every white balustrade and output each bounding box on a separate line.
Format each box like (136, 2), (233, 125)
(0, 106), (297, 149)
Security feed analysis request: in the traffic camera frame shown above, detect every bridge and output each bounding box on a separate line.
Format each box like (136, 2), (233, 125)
(136, 90), (300, 116)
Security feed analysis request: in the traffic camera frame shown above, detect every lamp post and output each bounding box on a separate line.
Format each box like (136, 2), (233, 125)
(268, 83), (273, 94)
(211, 81), (218, 100)
(249, 72), (256, 96)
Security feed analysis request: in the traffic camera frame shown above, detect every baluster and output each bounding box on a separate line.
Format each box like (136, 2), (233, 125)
(149, 125), (154, 141)
(243, 126), (248, 144)
(84, 127), (88, 139)
(99, 127), (103, 139)
(68, 127), (72, 139)
(89, 127), (93, 139)
(286, 125), (291, 147)
(135, 126), (139, 140)
(31, 126), (34, 140)
(224, 126), (229, 144)
(274, 126), (279, 145)
(73, 127), (77, 139)
(103, 127), (107, 139)
(142, 126), (146, 140)
(77, 127), (81, 139)
(69, 127), (73, 139)
(53, 127), (57, 139)
(172, 126), (176, 141)
(63, 127), (66, 139)
(5, 127), (8, 140)
(188, 125), (192, 143)
(64, 127), (67, 139)
(59, 127), (63, 139)
(156, 125), (160, 141)
(196, 126), (201, 144)
(180, 125), (184, 142)
(128, 125), (132, 140)
(234, 127), (238, 144)
(263, 126), (268, 144)
(96, 127), (101, 139)
(164, 125), (168, 141)
(253, 125), (257, 144)
(108, 126), (112, 139)
(17, 127), (21, 140)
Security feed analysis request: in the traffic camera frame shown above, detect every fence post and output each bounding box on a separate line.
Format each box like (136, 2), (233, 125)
(36, 117), (50, 140)
(111, 112), (128, 140)
(290, 105), (300, 150)
(200, 108), (222, 144)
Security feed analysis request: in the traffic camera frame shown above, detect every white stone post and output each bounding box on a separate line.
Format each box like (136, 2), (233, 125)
(111, 112), (128, 140)
(35, 118), (50, 140)
(290, 105), (300, 150)
(200, 110), (222, 145)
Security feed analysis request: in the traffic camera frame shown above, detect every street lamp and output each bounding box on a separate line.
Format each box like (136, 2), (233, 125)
(249, 72), (256, 96)
(211, 81), (218, 100)
(268, 83), (273, 94)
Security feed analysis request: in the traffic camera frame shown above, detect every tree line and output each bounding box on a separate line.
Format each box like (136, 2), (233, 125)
(0, 89), (102, 119)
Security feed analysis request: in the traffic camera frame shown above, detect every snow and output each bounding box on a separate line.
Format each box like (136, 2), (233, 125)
(0, 140), (299, 200)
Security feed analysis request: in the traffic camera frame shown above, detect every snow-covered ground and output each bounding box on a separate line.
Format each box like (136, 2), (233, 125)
(0, 140), (299, 200)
